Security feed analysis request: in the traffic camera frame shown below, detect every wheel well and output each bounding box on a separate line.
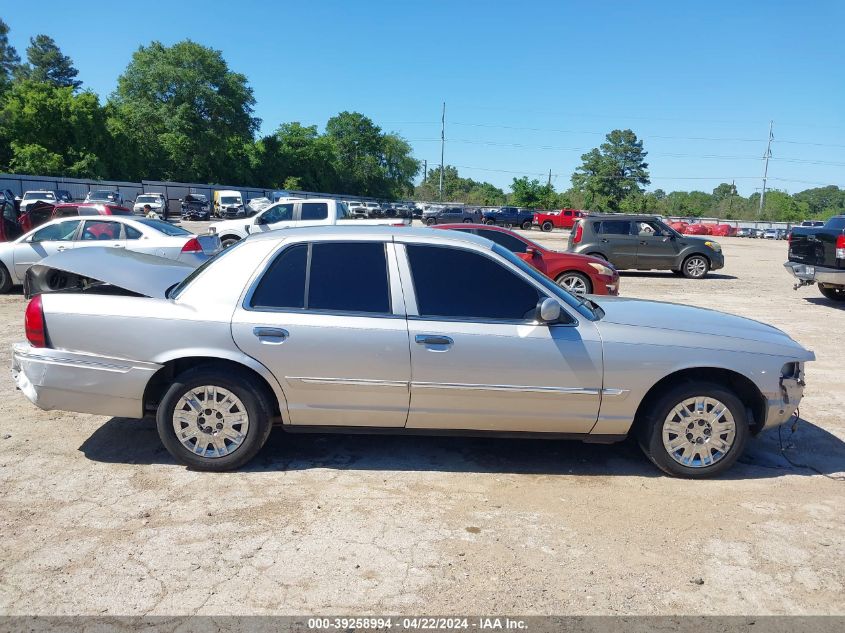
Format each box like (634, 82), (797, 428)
(143, 357), (282, 419)
(683, 252), (710, 266)
(220, 234), (241, 243)
(632, 367), (767, 435)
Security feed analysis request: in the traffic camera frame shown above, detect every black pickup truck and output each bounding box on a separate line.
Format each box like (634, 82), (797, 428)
(784, 215), (845, 301)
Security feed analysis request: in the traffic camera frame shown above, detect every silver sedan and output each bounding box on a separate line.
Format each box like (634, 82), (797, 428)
(11, 226), (813, 477)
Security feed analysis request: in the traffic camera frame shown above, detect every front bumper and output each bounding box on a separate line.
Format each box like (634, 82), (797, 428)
(762, 366), (808, 430)
(709, 251), (725, 270)
(784, 261), (845, 285)
(12, 343), (162, 419)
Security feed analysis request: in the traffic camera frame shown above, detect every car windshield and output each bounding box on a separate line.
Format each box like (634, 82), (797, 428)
(24, 192), (53, 199)
(88, 192), (113, 200)
(221, 196), (241, 205)
(136, 195), (160, 203)
(491, 244), (601, 321)
(137, 219), (192, 236)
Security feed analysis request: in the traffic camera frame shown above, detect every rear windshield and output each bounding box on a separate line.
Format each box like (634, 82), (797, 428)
(108, 207), (133, 216)
(88, 191), (115, 200)
(137, 219), (191, 236)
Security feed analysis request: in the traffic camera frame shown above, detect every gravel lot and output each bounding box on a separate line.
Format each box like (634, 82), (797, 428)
(0, 225), (842, 616)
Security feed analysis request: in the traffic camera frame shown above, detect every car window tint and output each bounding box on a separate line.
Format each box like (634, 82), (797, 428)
(407, 244), (540, 321)
(600, 220), (632, 235)
(2, 201), (16, 221)
(124, 225), (143, 240)
(81, 220), (121, 241)
(250, 244), (307, 309)
(301, 202), (328, 221)
(308, 242), (390, 313)
(77, 206), (100, 216)
(53, 206), (79, 217)
(477, 229), (528, 254)
(261, 203), (294, 224)
(33, 220), (81, 242)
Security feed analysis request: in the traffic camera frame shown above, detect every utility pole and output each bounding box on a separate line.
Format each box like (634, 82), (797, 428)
(439, 102), (445, 202)
(759, 120), (773, 216)
(547, 169), (552, 187)
(423, 159), (427, 183)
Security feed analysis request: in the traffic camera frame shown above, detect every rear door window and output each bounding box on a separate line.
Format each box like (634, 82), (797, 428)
(600, 220), (632, 235)
(300, 202), (329, 221)
(250, 244), (307, 309)
(407, 244), (540, 321)
(80, 220), (122, 241)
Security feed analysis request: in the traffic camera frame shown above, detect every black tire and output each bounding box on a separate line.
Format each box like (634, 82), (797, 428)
(0, 263), (12, 293)
(425, 217), (436, 226)
(521, 220), (533, 230)
(221, 236), (241, 249)
(541, 221), (554, 232)
(156, 366), (275, 471)
(637, 381), (749, 478)
(485, 219), (496, 226)
(681, 254), (710, 279)
(462, 218), (473, 223)
(819, 285), (845, 301)
(555, 271), (592, 295)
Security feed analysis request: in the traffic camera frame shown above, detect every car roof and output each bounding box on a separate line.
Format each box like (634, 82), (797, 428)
(584, 213), (661, 220)
(246, 224), (494, 248)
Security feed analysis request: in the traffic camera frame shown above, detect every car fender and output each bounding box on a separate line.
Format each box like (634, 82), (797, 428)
(149, 346), (291, 420)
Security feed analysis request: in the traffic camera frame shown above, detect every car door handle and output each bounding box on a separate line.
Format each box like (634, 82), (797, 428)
(112, 244), (124, 248)
(56, 246), (66, 252)
(639, 241), (648, 245)
(415, 334), (453, 346)
(253, 327), (289, 342)
(600, 238), (610, 243)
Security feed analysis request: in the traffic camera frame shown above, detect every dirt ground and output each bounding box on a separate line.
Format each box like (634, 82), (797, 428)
(0, 225), (842, 616)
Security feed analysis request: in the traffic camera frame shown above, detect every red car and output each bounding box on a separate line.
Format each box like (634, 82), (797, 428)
(683, 223), (712, 236)
(709, 223), (736, 237)
(434, 223), (619, 295)
(19, 202), (134, 232)
(533, 209), (585, 232)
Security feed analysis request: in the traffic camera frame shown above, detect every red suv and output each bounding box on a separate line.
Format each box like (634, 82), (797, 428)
(19, 203), (134, 232)
(533, 209), (585, 232)
(434, 223), (619, 295)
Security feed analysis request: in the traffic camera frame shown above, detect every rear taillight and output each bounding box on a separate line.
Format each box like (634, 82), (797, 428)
(836, 235), (845, 259)
(573, 223), (583, 244)
(25, 295), (47, 348)
(181, 237), (202, 253)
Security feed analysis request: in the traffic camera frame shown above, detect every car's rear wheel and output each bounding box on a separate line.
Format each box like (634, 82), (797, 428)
(156, 367), (274, 471)
(682, 254), (710, 279)
(425, 217), (436, 226)
(521, 220), (532, 230)
(0, 263), (12, 293)
(485, 219), (496, 225)
(541, 221), (554, 232)
(556, 271), (592, 295)
(819, 285), (845, 301)
(638, 381), (748, 478)
(462, 218), (473, 223)
(221, 235), (240, 249)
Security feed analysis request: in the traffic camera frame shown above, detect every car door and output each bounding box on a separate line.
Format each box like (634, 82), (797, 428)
(231, 239), (411, 428)
(634, 220), (679, 269)
(75, 219), (126, 251)
(597, 220), (637, 268)
(13, 219), (82, 279)
(398, 240), (603, 433)
(251, 202), (296, 234)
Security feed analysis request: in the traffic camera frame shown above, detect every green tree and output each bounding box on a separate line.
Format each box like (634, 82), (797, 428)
(109, 40), (259, 182)
(0, 80), (108, 176)
(0, 18), (20, 91)
(571, 129), (650, 208)
(510, 176), (557, 209)
(711, 182), (736, 202)
(16, 35), (81, 89)
(414, 165), (506, 205)
(792, 186), (845, 218)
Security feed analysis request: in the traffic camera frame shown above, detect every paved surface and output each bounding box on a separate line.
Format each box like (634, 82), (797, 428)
(0, 225), (843, 615)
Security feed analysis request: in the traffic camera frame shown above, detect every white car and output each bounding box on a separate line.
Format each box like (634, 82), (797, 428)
(84, 190), (125, 206)
(133, 193), (168, 216)
(0, 216), (220, 293)
(20, 191), (57, 213)
(209, 198), (410, 248)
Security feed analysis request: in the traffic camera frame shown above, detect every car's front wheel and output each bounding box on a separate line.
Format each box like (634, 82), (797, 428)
(556, 271), (592, 295)
(156, 367), (274, 471)
(521, 220), (533, 230)
(638, 381), (749, 478)
(462, 218), (473, 223)
(819, 285), (845, 301)
(425, 217), (436, 226)
(682, 254), (710, 279)
(541, 221), (554, 232)
(485, 219), (496, 225)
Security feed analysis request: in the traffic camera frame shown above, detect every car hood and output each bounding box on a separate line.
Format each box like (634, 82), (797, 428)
(24, 248), (195, 299)
(592, 296), (813, 358)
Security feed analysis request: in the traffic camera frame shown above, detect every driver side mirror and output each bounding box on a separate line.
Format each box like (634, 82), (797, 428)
(525, 247), (539, 258)
(255, 215), (268, 225)
(535, 298), (561, 324)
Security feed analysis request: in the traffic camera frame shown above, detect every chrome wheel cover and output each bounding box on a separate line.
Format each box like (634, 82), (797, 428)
(685, 256), (707, 278)
(558, 274), (588, 295)
(662, 396), (736, 468)
(172, 386), (250, 459)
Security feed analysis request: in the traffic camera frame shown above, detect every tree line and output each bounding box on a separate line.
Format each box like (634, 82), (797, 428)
(0, 19), (419, 199)
(1, 18), (841, 220)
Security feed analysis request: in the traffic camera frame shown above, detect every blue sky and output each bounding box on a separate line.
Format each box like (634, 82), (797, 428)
(6, 0), (845, 195)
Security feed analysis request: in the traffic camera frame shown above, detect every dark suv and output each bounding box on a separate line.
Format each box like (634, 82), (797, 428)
(482, 206), (535, 230)
(568, 214), (725, 278)
(422, 206), (483, 225)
